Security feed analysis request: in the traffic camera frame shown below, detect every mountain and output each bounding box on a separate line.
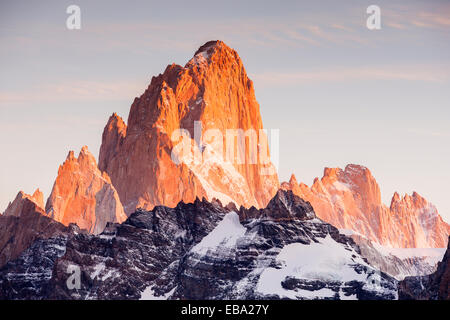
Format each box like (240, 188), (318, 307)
(281, 164), (449, 248)
(0, 190), (398, 300)
(1, 40), (448, 300)
(389, 191), (448, 247)
(99, 40), (279, 214)
(0, 193), (68, 268)
(348, 234), (445, 280)
(45, 146), (127, 234)
(175, 190), (397, 300)
(3, 189), (44, 217)
(399, 236), (450, 300)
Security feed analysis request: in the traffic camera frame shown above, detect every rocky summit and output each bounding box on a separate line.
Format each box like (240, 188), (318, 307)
(45, 146), (127, 234)
(98, 40), (279, 214)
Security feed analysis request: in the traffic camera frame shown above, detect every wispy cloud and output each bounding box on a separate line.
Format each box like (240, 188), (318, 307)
(0, 17), (373, 56)
(0, 80), (145, 105)
(251, 64), (450, 86)
(1, 64), (448, 106)
(383, 3), (450, 30)
(407, 128), (450, 138)
(384, 22), (406, 30)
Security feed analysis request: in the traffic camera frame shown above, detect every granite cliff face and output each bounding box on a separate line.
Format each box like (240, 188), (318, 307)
(45, 146), (127, 234)
(281, 164), (449, 248)
(389, 192), (449, 248)
(99, 40), (279, 214)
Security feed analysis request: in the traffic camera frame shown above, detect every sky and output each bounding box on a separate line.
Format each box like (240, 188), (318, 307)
(1, 0), (449, 222)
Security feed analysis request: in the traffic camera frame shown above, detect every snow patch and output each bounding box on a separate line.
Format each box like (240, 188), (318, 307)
(332, 181), (352, 192)
(192, 212), (246, 255)
(140, 286), (176, 300)
(90, 262), (106, 280)
(256, 235), (374, 299)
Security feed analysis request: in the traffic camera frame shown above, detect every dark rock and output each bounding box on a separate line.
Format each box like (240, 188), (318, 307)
(399, 236), (450, 300)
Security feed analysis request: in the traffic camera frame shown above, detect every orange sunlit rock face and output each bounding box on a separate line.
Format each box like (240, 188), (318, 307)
(99, 40), (279, 214)
(45, 146), (127, 234)
(282, 164), (449, 248)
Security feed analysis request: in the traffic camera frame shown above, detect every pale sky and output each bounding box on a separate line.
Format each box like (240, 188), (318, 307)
(1, 0), (449, 222)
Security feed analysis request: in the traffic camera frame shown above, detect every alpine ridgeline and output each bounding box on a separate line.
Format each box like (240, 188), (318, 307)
(0, 190), (398, 300)
(281, 165), (449, 248)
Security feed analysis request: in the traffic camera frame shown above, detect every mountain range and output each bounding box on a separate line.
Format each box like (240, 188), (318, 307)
(0, 40), (448, 300)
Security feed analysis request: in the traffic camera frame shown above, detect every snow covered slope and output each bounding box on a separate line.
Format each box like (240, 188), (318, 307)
(343, 232), (445, 280)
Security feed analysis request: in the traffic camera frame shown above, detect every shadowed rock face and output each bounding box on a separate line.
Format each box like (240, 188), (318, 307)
(0, 190), (397, 300)
(0, 197), (228, 300)
(45, 146), (127, 234)
(399, 236), (450, 300)
(175, 190), (397, 300)
(282, 165), (449, 248)
(0, 196), (68, 268)
(98, 40), (279, 215)
(237, 190), (315, 221)
(2, 189), (44, 217)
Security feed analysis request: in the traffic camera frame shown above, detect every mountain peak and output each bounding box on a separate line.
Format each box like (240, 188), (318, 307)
(345, 163), (369, 172)
(193, 40), (225, 55)
(3, 189), (45, 217)
(282, 164), (449, 248)
(66, 150), (75, 161)
(412, 191), (422, 200)
(46, 147), (127, 234)
(100, 40), (279, 213)
(390, 191), (429, 210)
(289, 174), (298, 185)
(185, 40), (243, 71)
(322, 167), (343, 184)
(265, 189), (316, 221)
(392, 191), (401, 203)
(78, 145), (95, 164)
(31, 188), (44, 209)
(108, 113), (127, 133)
(99, 113), (127, 173)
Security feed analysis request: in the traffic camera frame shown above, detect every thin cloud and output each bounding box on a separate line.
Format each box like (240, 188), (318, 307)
(0, 80), (145, 105)
(251, 65), (450, 86)
(0, 16), (372, 56)
(383, 4), (450, 30)
(2, 64), (448, 106)
(385, 22), (406, 30)
(331, 24), (354, 32)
